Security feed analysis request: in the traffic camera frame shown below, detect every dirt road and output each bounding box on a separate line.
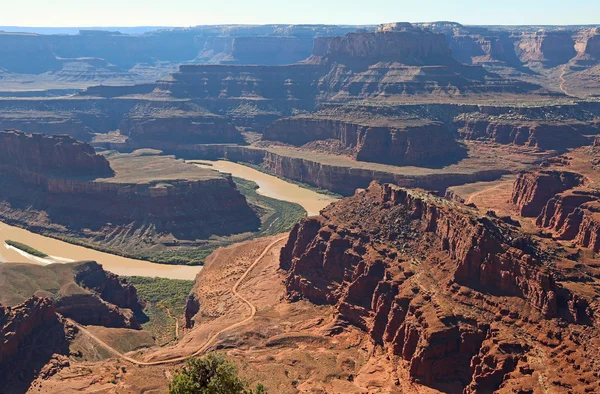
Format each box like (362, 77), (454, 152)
(69, 235), (288, 366)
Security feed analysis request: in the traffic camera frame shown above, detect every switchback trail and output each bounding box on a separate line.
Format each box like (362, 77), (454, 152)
(68, 235), (288, 366)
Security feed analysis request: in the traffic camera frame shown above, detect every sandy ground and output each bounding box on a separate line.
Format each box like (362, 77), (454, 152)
(30, 234), (417, 393)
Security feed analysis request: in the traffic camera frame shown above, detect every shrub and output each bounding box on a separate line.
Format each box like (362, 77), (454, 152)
(169, 354), (265, 394)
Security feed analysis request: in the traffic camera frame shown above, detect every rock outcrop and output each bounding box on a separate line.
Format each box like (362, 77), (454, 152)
(263, 116), (464, 166)
(515, 31), (577, 65)
(511, 170), (583, 216)
(510, 148), (600, 253)
(0, 129), (113, 176)
(0, 297), (72, 393)
(455, 117), (591, 150)
(321, 22), (456, 66)
(0, 261), (145, 329)
(119, 103), (243, 145)
(0, 131), (260, 261)
(280, 182), (598, 391)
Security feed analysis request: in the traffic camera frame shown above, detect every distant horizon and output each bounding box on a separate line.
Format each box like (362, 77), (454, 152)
(3, 0), (600, 28)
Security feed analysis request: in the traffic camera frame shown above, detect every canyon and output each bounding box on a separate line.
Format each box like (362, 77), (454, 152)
(3, 18), (600, 394)
(280, 182), (600, 392)
(0, 130), (260, 264)
(0, 261), (150, 393)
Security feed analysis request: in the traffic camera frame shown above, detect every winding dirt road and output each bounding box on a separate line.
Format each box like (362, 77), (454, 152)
(68, 235), (288, 366)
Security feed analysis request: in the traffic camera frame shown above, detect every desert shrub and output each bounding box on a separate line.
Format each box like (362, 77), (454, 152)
(169, 354), (265, 394)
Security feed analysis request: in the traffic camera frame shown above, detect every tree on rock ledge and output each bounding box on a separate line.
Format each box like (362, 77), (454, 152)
(169, 353), (265, 394)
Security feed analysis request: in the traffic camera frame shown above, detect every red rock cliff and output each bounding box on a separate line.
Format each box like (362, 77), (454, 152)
(263, 116), (464, 166)
(280, 182), (598, 391)
(0, 129), (113, 176)
(511, 170), (583, 217)
(0, 297), (72, 392)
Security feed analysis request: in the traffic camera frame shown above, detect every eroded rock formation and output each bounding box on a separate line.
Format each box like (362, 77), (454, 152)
(0, 297), (72, 393)
(0, 129), (113, 176)
(0, 130), (259, 260)
(280, 182), (599, 391)
(263, 116), (464, 166)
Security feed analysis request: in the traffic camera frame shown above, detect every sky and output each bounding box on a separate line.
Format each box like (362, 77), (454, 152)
(2, 0), (599, 27)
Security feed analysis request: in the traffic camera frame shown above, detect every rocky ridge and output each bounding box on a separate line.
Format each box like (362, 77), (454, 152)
(0, 297), (73, 394)
(280, 182), (599, 392)
(0, 130), (259, 261)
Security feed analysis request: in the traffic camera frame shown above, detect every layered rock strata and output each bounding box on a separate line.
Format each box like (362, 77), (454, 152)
(0, 131), (259, 258)
(280, 182), (598, 391)
(0, 261), (145, 329)
(0, 297), (72, 393)
(263, 116), (464, 166)
(511, 170), (583, 216)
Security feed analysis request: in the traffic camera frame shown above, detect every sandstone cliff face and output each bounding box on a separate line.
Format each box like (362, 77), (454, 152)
(263, 117), (464, 166)
(160, 143), (506, 197)
(119, 103), (243, 144)
(515, 32), (577, 65)
(536, 190), (600, 252)
(455, 118), (591, 150)
(511, 171), (583, 216)
(280, 182), (597, 391)
(0, 131), (259, 259)
(323, 24), (455, 66)
(0, 130), (113, 176)
(511, 165), (600, 253)
(0, 297), (71, 393)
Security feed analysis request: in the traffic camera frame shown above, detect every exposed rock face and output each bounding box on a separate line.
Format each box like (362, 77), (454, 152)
(537, 190), (600, 252)
(0, 297), (71, 393)
(322, 23), (455, 66)
(164, 144), (506, 196)
(516, 31), (577, 65)
(455, 117), (591, 150)
(280, 182), (598, 391)
(511, 171), (583, 216)
(263, 116), (464, 166)
(0, 261), (145, 330)
(0, 129), (113, 176)
(0, 131), (259, 259)
(119, 103), (243, 144)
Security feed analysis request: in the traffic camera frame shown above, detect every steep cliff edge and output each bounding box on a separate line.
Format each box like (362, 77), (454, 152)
(511, 147), (600, 253)
(511, 170), (583, 216)
(0, 297), (73, 393)
(119, 102), (243, 145)
(262, 113), (465, 167)
(0, 131), (259, 263)
(0, 129), (113, 176)
(280, 182), (599, 392)
(0, 261), (145, 329)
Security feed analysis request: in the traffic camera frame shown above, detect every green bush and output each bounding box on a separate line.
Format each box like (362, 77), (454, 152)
(5, 240), (48, 258)
(169, 354), (265, 394)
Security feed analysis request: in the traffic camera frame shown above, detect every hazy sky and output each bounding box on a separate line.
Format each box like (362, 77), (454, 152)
(2, 0), (599, 27)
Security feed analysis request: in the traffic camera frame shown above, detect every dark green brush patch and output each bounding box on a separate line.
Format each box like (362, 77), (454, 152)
(5, 240), (48, 258)
(123, 276), (194, 346)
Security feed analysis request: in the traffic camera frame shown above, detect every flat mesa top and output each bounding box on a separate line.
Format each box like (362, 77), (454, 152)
(95, 149), (223, 184)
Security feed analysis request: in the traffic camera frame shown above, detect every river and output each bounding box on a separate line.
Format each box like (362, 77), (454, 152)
(190, 160), (338, 216)
(0, 161), (337, 279)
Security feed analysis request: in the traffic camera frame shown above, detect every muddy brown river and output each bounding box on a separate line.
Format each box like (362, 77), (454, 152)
(191, 160), (338, 216)
(1, 161), (337, 279)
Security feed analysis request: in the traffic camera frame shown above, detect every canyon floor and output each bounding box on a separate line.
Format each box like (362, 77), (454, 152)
(28, 235), (409, 394)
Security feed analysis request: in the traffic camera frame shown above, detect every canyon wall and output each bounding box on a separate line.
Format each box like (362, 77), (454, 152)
(159, 144), (506, 196)
(322, 23), (455, 66)
(0, 131), (259, 258)
(0, 297), (71, 393)
(262, 117), (464, 166)
(119, 103), (243, 144)
(511, 164), (600, 253)
(455, 117), (592, 150)
(280, 182), (597, 391)
(0, 129), (113, 176)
